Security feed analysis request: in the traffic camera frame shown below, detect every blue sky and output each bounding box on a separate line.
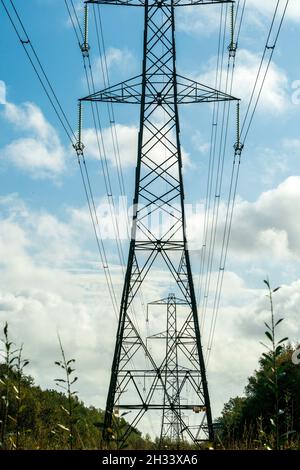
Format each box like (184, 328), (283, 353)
(1, 0), (300, 437)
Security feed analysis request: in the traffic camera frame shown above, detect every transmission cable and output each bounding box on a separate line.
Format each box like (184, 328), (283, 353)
(205, 0), (289, 366)
(2, 0), (120, 319)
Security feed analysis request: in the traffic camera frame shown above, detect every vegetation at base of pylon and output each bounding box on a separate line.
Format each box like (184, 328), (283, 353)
(0, 323), (150, 450)
(215, 280), (300, 450)
(1, 278), (300, 450)
(215, 344), (300, 450)
(54, 334), (79, 450)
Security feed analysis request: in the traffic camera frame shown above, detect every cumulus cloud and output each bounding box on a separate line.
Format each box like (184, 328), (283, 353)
(185, 175), (300, 277)
(83, 121), (192, 171)
(1, 190), (300, 421)
(0, 90), (67, 179)
(228, 176), (300, 261)
(2, 138), (65, 178)
(205, 273), (300, 417)
(247, 0), (300, 23)
(177, 4), (224, 36)
(0, 194), (119, 406)
(0, 195), (171, 410)
(92, 47), (137, 87)
(83, 123), (138, 167)
(197, 49), (289, 113)
(177, 0), (297, 38)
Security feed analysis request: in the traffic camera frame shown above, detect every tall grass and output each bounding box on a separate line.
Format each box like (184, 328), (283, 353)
(54, 335), (78, 450)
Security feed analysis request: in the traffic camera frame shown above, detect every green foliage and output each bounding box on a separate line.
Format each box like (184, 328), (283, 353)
(54, 335), (78, 450)
(217, 345), (300, 449)
(216, 280), (300, 450)
(261, 279), (288, 449)
(0, 323), (154, 450)
(0, 322), (27, 449)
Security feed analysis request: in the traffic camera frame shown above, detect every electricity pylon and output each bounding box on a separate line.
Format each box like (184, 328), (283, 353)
(81, 0), (237, 448)
(148, 294), (187, 448)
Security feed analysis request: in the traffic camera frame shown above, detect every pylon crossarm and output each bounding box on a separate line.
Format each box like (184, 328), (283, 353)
(87, 0), (234, 7)
(81, 73), (237, 104)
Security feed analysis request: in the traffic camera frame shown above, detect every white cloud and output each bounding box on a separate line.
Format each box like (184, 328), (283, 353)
(3, 102), (54, 139)
(0, 194), (119, 406)
(247, 0), (300, 23)
(0, 95), (67, 179)
(65, 0), (83, 29)
(105, 47), (134, 71)
(205, 273), (300, 417)
(92, 47), (137, 87)
(1, 189), (300, 424)
(2, 138), (65, 178)
(185, 175), (300, 268)
(192, 131), (210, 155)
(83, 122), (192, 170)
(177, 0), (298, 38)
(83, 123), (138, 167)
(233, 49), (289, 112)
(177, 5), (223, 36)
(0, 80), (6, 104)
(228, 176), (300, 261)
(197, 49), (289, 113)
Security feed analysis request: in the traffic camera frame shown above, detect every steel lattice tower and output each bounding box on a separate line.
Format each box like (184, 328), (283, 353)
(148, 294), (187, 448)
(82, 0), (236, 448)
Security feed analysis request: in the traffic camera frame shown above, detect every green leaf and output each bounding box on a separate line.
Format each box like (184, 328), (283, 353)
(265, 331), (273, 342)
(273, 287), (281, 293)
(61, 405), (70, 416)
(262, 352), (273, 363)
(275, 345), (283, 356)
(275, 318), (284, 327)
(57, 424), (70, 432)
(54, 378), (66, 383)
(263, 279), (270, 288)
(71, 377), (78, 384)
(264, 322), (271, 331)
(278, 337), (288, 344)
(67, 359), (75, 365)
(54, 361), (61, 366)
(260, 341), (271, 351)
(4, 322), (8, 337)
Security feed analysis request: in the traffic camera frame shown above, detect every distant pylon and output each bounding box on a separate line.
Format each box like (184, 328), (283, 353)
(148, 294), (186, 448)
(82, 0), (237, 448)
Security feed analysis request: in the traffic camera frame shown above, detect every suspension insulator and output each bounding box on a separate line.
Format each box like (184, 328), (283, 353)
(228, 3), (237, 58)
(73, 101), (85, 156)
(80, 3), (90, 57)
(234, 101), (244, 157)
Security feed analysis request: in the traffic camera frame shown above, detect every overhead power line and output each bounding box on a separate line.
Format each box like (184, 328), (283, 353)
(2, 0), (120, 319)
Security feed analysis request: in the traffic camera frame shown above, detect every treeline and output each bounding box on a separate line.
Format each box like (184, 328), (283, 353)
(1, 279), (300, 450)
(216, 280), (300, 450)
(0, 324), (195, 450)
(216, 346), (300, 449)
(0, 324), (149, 450)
